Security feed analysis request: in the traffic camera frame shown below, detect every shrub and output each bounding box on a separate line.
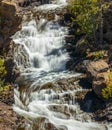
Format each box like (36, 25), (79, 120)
(0, 79), (10, 92)
(86, 50), (106, 60)
(102, 72), (112, 99)
(102, 86), (112, 99)
(0, 58), (9, 92)
(0, 58), (7, 79)
(68, 0), (100, 36)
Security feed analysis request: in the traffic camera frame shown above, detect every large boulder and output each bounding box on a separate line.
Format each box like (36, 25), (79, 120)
(87, 60), (109, 79)
(92, 72), (109, 97)
(86, 60), (109, 98)
(0, 1), (22, 46)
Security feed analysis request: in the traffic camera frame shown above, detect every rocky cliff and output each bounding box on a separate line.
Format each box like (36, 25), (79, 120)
(0, 0), (22, 48)
(0, 1), (22, 129)
(0, 0), (22, 81)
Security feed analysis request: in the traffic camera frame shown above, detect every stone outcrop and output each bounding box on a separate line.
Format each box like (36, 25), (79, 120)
(96, 101), (112, 122)
(0, 101), (18, 130)
(0, 0), (22, 82)
(86, 60), (109, 98)
(0, 0), (22, 48)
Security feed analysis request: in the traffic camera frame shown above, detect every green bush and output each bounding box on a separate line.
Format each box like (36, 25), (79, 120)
(86, 50), (106, 60)
(0, 58), (7, 78)
(0, 79), (10, 92)
(102, 72), (112, 99)
(0, 58), (9, 92)
(68, 0), (100, 36)
(102, 86), (112, 99)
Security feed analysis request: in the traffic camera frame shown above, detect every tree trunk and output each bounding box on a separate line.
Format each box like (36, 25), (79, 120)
(99, 0), (103, 44)
(92, 16), (97, 44)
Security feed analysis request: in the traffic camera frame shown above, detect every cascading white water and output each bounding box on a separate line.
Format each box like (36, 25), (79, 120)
(13, 19), (68, 72)
(13, 17), (77, 84)
(13, 0), (112, 130)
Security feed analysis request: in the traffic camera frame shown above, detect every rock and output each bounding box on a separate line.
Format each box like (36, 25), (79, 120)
(105, 102), (112, 121)
(41, 82), (57, 90)
(0, 1), (22, 41)
(4, 56), (20, 82)
(0, 1), (22, 82)
(15, 75), (32, 88)
(86, 60), (109, 98)
(29, 117), (59, 130)
(74, 36), (89, 56)
(86, 60), (109, 82)
(87, 60), (109, 77)
(17, 0), (51, 7)
(65, 35), (76, 45)
(96, 101), (112, 122)
(0, 101), (18, 130)
(73, 60), (90, 73)
(92, 72), (109, 97)
(19, 3), (67, 23)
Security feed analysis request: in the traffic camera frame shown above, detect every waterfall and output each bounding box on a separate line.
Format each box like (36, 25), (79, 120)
(12, 0), (112, 130)
(13, 19), (69, 72)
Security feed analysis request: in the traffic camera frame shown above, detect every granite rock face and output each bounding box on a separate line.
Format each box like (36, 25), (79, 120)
(86, 60), (109, 98)
(0, 1), (22, 47)
(0, 0), (22, 82)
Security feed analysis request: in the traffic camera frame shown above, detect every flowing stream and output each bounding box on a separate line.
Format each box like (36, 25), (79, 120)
(12, 0), (112, 130)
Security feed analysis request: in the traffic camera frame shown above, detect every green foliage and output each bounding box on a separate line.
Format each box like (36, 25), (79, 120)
(102, 72), (112, 99)
(0, 79), (10, 92)
(0, 58), (7, 79)
(86, 50), (106, 60)
(68, 0), (101, 35)
(0, 58), (9, 92)
(102, 86), (112, 99)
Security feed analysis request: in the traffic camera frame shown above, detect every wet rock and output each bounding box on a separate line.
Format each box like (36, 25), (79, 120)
(13, 43), (32, 69)
(75, 89), (91, 103)
(103, 102), (112, 121)
(41, 82), (57, 90)
(95, 101), (112, 122)
(73, 60), (90, 73)
(16, 76), (29, 87)
(105, 102), (112, 121)
(19, 3), (67, 23)
(29, 117), (59, 130)
(17, 0), (52, 7)
(38, 75), (84, 92)
(55, 75), (85, 90)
